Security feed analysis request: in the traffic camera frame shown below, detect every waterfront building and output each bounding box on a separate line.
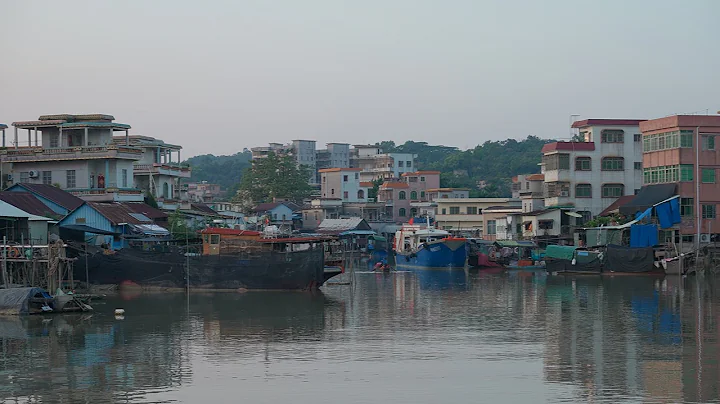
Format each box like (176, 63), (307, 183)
(6, 114), (143, 202)
(113, 135), (191, 209)
(319, 168), (369, 202)
(426, 188), (470, 200)
(186, 181), (222, 203)
(541, 119), (645, 220)
(359, 152), (417, 181)
(377, 171), (440, 222)
(350, 144), (383, 171)
(481, 205), (524, 241)
(253, 201), (300, 225)
(639, 115), (720, 243)
(434, 197), (518, 233)
(512, 174), (546, 213)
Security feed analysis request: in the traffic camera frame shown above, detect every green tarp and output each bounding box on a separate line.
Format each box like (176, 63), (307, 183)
(545, 245), (577, 260)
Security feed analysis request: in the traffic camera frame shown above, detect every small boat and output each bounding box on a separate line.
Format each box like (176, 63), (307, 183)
(488, 240), (545, 271)
(467, 239), (503, 269)
(0, 287), (92, 315)
(394, 223), (467, 269)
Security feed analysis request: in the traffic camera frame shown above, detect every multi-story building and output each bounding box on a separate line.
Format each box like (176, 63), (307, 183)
(434, 198), (519, 233)
(316, 143), (350, 183)
(640, 115), (720, 243)
(377, 171), (440, 221)
(187, 181), (223, 203)
(319, 168), (368, 202)
(250, 143), (290, 160)
(350, 144), (383, 171)
(512, 174), (546, 213)
(292, 140), (317, 184)
(113, 135), (191, 208)
(5, 114), (143, 202)
(426, 188), (470, 200)
(541, 119), (645, 220)
(360, 152), (417, 181)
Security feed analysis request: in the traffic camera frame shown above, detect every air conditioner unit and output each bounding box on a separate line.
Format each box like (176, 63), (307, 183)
(700, 234), (711, 243)
(5, 174), (12, 181)
(28, 170), (40, 178)
(560, 191), (569, 197)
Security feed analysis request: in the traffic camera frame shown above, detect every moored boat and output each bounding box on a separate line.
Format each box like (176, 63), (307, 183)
(467, 239), (503, 269)
(393, 224), (467, 269)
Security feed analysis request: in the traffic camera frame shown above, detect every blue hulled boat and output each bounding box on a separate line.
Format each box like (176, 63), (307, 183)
(393, 224), (467, 269)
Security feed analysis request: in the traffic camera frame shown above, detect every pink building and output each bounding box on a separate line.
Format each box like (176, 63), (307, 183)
(319, 168), (368, 202)
(640, 115), (720, 241)
(377, 171), (440, 222)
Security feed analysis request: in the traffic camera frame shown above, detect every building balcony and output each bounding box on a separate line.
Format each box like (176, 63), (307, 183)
(519, 191), (545, 198)
(68, 187), (144, 202)
(134, 163), (192, 178)
(1, 145), (142, 163)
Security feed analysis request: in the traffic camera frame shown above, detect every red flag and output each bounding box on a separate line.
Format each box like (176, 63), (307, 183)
(408, 217), (414, 225)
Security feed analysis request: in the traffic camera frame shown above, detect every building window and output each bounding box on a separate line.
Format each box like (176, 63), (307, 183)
(355, 173), (359, 180)
(449, 206), (460, 214)
(398, 191), (406, 200)
(410, 208), (417, 217)
(601, 129), (624, 143)
(122, 169), (128, 188)
(680, 165), (694, 182)
(644, 131), (682, 152)
(702, 168), (716, 183)
(441, 208), (446, 214)
(702, 134), (716, 151)
(66, 170), (76, 188)
(398, 161), (404, 168)
(542, 153), (570, 170)
(420, 176), (425, 182)
(343, 191), (349, 199)
(601, 157), (624, 171)
(702, 204), (716, 219)
(467, 206), (477, 215)
(343, 175), (348, 182)
(681, 131), (694, 148)
(42, 171), (52, 185)
(487, 220), (497, 235)
(398, 208), (406, 217)
(601, 184), (624, 198)
(410, 191), (417, 200)
(575, 157), (591, 171)
(575, 184), (592, 198)
(525, 182), (530, 190)
(407, 161), (412, 168)
(19, 172), (29, 183)
(634, 134), (642, 142)
(358, 189), (365, 199)
(681, 198), (693, 217)
(331, 188), (335, 195)
(420, 191), (425, 198)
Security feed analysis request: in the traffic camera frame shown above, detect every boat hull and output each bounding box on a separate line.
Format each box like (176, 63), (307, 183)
(74, 245), (328, 290)
(395, 239), (467, 269)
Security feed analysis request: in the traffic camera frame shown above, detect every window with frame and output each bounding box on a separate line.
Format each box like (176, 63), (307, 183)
(681, 131), (694, 148)
(466, 206), (477, 215)
(601, 129), (624, 143)
(407, 161), (412, 168)
(680, 165), (694, 182)
(49, 135), (59, 148)
(66, 170), (76, 188)
(19, 172), (29, 183)
(601, 157), (624, 171)
(601, 183), (624, 198)
(486, 220), (496, 235)
(449, 206), (460, 214)
(420, 191), (425, 198)
(702, 134), (716, 151)
(343, 175), (348, 182)
(410, 191), (418, 200)
(355, 173), (359, 180)
(398, 161), (404, 168)
(420, 176), (425, 182)
(441, 208), (446, 214)
(575, 184), (592, 198)
(634, 134), (642, 142)
(42, 171), (52, 185)
(122, 169), (128, 188)
(702, 168), (715, 183)
(398, 191), (406, 200)
(398, 208), (406, 217)
(575, 157), (591, 171)
(343, 191), (348, 199)
(634, 162), (642, 170)
(702, 204), (717, 219)
(680, 198), (693, 217)
(542, 153), (570, 171)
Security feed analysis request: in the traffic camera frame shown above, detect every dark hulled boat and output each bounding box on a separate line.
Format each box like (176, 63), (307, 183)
(75, 228), (340, 290)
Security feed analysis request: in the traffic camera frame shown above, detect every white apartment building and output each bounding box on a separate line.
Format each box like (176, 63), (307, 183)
(5, 114), (143, 202)
(541, 119), (645, 219)
(512, 174), (546, 213)
(113, 135), (191, 209)
(319, 168), (369, 203)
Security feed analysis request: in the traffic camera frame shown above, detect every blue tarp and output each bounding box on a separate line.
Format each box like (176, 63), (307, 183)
(656, 198), (682, 229)
(630, 224), (659, 247)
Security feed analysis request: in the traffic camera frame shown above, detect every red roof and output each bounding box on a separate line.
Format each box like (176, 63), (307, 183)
(571, 119), (646, 128)
(541, 142), (596, 153)
(199, 228), (261, 236)
(380, 182), (409, 189)
(526, 174), (545, 181)
(359, 182), (374, 187)
(318, 168), (362, 173)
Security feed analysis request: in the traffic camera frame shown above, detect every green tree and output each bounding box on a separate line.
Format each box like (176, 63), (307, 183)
(234, 153), (313, 209)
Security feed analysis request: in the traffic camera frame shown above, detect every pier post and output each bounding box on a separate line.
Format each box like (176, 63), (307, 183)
(2, 236), (7, 289)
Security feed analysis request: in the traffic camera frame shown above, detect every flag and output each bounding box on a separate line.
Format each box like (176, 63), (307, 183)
(408, 218), (414, 225)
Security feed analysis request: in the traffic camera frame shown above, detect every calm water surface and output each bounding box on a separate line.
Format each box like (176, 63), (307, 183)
(1, 263), (718, 403)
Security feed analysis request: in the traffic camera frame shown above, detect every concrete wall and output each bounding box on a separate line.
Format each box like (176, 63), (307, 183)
(11, 160), (90, 188)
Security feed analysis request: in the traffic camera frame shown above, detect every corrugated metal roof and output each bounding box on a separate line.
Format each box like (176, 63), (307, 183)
(0, 200), (51, 221)
(191, 203), (220, 215)
(124, 202), (168, 220)
(87, 202), (154, 225)
(9, 184), (84, 211)
(317, 218), (371, 235)
(0, 192), (61, 220)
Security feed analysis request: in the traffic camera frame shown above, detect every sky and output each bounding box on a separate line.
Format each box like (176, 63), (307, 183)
(1, 0), (719, 158)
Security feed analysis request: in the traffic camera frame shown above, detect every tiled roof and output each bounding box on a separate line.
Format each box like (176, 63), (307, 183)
(359, 182), (375, 187)
(526, 174), (545, 181)
(124, 202), (169, 220)
(10, 184), (84, 211)
(380, 182), (409, 189)
(0, 192), (61, 219)
(571, 119), (646, 128)
(541, 142), (596, 153)
(87, 202), (154, 225)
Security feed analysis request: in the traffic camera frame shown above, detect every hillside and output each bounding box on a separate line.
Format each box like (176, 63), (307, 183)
(183, 150), (252, 194)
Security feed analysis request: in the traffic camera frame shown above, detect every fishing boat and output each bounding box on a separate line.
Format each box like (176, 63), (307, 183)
(489, 240), (546, 271)
(74, 228), (341, 290)
(393, 223), (467, 269)
(467, 239), (503, 269)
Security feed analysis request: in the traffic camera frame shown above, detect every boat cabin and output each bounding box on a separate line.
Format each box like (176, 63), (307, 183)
(200, 227), (334, 256)
(393, 225), (451, 253)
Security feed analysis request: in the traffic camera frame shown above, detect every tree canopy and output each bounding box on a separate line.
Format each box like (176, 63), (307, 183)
(233, 153), (313, 208)
(183, 150), (252, 190)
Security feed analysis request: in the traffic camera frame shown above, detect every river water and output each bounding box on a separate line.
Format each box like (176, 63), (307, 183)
(0, 266), (718, 403)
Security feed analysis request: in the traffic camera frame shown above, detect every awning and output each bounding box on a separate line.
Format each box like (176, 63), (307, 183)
(60, 224), (119, 235)
(131, 224), (170, 236)
(620, 184), (677, 216)
(564, 211), (582, 218)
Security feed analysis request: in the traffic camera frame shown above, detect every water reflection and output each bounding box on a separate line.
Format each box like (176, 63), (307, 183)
(3, 265), (720, 403)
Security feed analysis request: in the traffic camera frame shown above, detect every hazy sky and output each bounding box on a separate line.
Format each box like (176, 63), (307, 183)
(1, 0), (718, 157)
